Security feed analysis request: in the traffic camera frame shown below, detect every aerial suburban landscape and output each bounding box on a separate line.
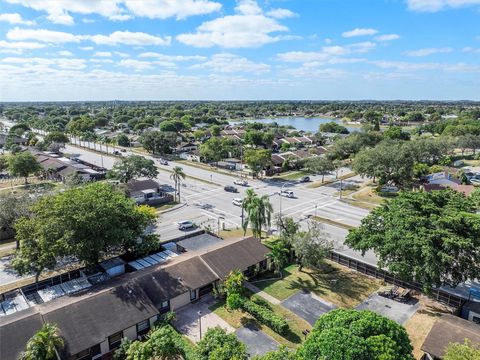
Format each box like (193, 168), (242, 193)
(0, 1), (479, 360)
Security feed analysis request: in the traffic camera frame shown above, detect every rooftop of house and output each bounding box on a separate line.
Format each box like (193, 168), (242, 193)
(421, 314), (480, 359)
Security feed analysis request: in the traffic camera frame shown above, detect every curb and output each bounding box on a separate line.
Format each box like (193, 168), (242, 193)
(156, 202), (187, 214)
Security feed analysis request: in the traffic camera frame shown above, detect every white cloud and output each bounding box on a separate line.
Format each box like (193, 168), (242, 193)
(462, 46), (480, 53)
(0, 13), (35, 25)
(404, 47), (453, 56)
(374, 34), (400, 41)
(7, 28), (171, 46)
(266, 8), (298, 19)
(0, 40), (45, 51)
(118, 59), (154, 71)
(407, 0), (480, 12)
(5, 0), (127, 25)
(191, 53), (270, 73)
(94, 51), (112, 57)
(1, 56), (86, 69)
(114, 51), (130, 58)
(123, 0), (222, 20)
(177, 0), (290, 48)
(349, 41), (377, 53)
(138, 52), (207, 62)
(57, 50), (73, 56)
(372, 60), (480, 72)
(79, 46), (94, 51)
(89, 31), (171, 46)
(342, 28), (378, 38)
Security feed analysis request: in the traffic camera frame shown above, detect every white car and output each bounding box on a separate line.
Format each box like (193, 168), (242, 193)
(178, 220), (195, 230)
(234, 179), (248, 186)
(470, 178), (480, 186)
(232, 198), (243, 206)
(280, 190), (294, 198)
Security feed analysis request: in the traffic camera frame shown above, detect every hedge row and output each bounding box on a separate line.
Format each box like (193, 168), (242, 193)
(241, 299), (289, 335)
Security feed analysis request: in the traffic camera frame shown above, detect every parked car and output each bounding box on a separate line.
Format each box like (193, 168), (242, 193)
(380, 186), (399, 193)
(113, 150), (122, 156)
(280, 190), (294, 198)
(232, 198), (243, 206)
(120, 148), (127, 152)
(234, 179), (248, 186)
(470, 178), (480, 186)
(300, 176), (310, 183)
(177, 220), (195, 230)
(158, 159), (168, 165)
(224, 185), (238, 193)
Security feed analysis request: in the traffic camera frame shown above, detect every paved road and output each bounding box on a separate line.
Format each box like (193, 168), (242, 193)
(0, 121), (378, 286)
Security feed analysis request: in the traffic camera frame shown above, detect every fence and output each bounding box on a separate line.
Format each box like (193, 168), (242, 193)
(328, 251), (465, 309)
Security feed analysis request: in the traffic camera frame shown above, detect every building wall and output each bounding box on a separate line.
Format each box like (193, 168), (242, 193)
(99, 340), (109, 355)
(123, 325), (137, 341)
(170, 292), (191, 310)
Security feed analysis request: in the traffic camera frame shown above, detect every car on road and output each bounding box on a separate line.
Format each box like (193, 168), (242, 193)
(177, 220), (195, 230)
(232, 198), (243, 206)
(380, 186), (399, 193)
(280, 190), (294, 198)
(234, 179), (248, 186)
(300, 176), (310, 183)
(158, 159), (169, 165)
(113, 150), (122, 156)
(224, 185), (238, 193)
(120, 148), (127, 152)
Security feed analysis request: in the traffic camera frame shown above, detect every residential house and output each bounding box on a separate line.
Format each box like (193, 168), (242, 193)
(179, 149), (201, 162)
(421, 314), (480, 359)
(270, 147), (327, 171)
(0, 237), (271, 360)
(0, 134), (27, 148)
(172, 141), (198, 154)
(34, 153), (103, 182)
(124, 179), (173, 205)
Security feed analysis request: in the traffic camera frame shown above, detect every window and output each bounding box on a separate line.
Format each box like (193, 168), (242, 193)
(159, 300), (170, 314)
(137, 319), (150, 337)
(108, 331), (123, 351)
(190, 289), (197, 301)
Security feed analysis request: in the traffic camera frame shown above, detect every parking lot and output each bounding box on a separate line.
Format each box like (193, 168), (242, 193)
(356, 293), (420, 324)
(281, 290), (337, 326)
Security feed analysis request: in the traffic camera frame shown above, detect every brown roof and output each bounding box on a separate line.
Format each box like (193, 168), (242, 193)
(42, 282), (158, 356)
(0, 307), (44, 360)
(125, 179), (160, 194)
(421, 314), (480, 358)
(200, 237), (270, 279)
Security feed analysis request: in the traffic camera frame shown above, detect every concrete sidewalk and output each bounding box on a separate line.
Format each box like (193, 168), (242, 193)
(245, 281), (281, 305)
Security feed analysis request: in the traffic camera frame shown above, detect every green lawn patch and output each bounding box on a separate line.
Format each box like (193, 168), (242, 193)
(254, 261), (382, 308)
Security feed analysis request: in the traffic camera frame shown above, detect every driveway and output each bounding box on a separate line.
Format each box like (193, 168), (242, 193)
(235, 323), (278, 357)
(356, 293), (420, 324)
(174, 294), (234, 342)
(281, 290), (337, 325)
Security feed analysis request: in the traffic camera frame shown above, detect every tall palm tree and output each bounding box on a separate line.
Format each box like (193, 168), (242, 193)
(170, 166), (186, 202)
(242, 190), (273, 239)
(22, 323), (64, 360)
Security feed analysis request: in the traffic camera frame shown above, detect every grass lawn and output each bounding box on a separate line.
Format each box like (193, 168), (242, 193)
(464, 159), (480, 167)
(254, 261), (382, 308)
(277, 170), (310, 181)
(311, 216), (355, 230)
(307, 172), (356, 189)
(154, 202), (178, 212)
(209, 293), (311, 348)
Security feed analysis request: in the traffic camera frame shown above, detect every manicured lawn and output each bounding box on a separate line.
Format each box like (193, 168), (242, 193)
(254, 261), (382, 308)
(278, 170), (311, 181)
(209, 293), (311, 348)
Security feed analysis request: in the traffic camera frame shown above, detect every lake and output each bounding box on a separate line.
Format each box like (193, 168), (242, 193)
(229, 117), (358, 133)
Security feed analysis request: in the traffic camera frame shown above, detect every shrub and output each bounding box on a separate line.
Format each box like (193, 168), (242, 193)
(241, 299), (289, 335)
(226, 293), (245, 310)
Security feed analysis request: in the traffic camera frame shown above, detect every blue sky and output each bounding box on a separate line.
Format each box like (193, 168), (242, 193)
(0, 0), (479, 101)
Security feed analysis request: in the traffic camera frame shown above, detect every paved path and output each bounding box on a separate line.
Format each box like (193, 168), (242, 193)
(235, 323), (278, 357)
(245, 282), (281, 305)
(174, 294), (234, 343)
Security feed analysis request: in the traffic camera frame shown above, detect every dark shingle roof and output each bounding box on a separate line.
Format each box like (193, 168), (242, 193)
(421, 314), (480, 358)
(200, 237), (270, 279)
(125, 179), (160, 193)
(42, 282), (158, 356)
(0, 307), (44, 360)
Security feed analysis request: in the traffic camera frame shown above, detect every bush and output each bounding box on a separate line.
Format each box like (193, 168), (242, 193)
(226, 293), (245, 310)
(241, 299), (289, 335)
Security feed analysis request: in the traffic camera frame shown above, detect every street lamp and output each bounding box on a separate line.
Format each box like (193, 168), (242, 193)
(217, 216), (225, 236)
(339, 169), (344, 199)
(197, 311), (203, 340)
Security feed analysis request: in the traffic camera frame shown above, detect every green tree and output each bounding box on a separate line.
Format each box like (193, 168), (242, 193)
(13, 183), (155, 272)
(297, 309), (413, 360)
(253, 346), (295, 360)
(346, 190), (480, 290)
(21, 323), (64, 360)
(242, 189), (273, 239)
(291, 221), (333, 272)
(43, 131), (69, 145)
(383, 126), (410, 141)
(170, 166), (186, 202)
(196, 327), (248, 360)
(108, 155), (158, 183)
(8, 151), (41, 184)
(199, 137), (228, 163)
(444, 339), (480, 360)
(116, 133), (130, 147)
(244, 149), (272, 178)
(305, 157), (335, 183)
(140, 131), (177, 155)
(0, 193), (32, 248)
(268, 241), (289, 277)
(224, 269), (246, 296)
(319, 122), (349, 134)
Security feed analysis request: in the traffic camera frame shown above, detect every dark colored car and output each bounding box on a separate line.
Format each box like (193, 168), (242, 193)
(224, 185), (238, 193)
(300, 176), (310, 182)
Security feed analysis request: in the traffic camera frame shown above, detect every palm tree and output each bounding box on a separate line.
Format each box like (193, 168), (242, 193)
(22, 323), (64, 360)
(170, 166), (186, 202)
(242, 190), (273, 239)
(268, 242), (289, 278)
